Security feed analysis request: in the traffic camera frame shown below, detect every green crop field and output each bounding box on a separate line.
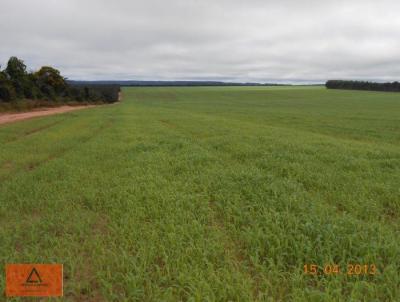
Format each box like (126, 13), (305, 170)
(0, 86), (399, 301)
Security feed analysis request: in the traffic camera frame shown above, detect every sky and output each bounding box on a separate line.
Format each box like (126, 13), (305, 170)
(1, 0), (400, 83)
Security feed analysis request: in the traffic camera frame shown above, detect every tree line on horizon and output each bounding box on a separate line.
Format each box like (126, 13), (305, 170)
(0, 57), (120, 105)
(326, 80), (400, 92)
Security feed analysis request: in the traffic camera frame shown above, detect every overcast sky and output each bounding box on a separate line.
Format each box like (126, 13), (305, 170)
(1, 0), (399, 83)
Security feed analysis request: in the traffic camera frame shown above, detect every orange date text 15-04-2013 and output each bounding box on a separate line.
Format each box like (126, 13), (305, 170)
(303, 264), (377, 276)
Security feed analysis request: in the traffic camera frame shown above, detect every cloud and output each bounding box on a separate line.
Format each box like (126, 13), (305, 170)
(1, 0), (399, 82)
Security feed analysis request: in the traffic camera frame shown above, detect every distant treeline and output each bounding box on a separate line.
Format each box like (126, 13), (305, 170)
(68, 84), (120, 103)
(326, 80), (400, 92)
(69, 80), (288, 87)
(0, 57), (120, 105)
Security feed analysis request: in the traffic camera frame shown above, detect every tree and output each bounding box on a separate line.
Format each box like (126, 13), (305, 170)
(35, 66), (67, 96)
(5, 57), (27, 80)
(67, 86), (84, 102)
(25, 73), (42, 99)
(0, 79), (16, 102)
(0, 68), (6, 81)
(0, 83), (17, 101)
(4, 57), (29, 98)
(0, 67), (16, 102)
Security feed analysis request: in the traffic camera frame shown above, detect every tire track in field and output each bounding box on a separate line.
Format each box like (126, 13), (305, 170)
(0, 118), (115, 183)
(24, 118), (115, 172)
(4, 119), (67, 144)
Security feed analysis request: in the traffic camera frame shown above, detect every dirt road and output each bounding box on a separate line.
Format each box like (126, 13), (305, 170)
(0, 106), (95, 125)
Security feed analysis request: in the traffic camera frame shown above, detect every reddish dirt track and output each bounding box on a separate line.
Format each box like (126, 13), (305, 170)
(0, 106), (95, 125)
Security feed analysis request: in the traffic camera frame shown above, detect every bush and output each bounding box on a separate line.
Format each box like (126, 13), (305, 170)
(67, 86), (84, 102)
(0, 82), (17, 102)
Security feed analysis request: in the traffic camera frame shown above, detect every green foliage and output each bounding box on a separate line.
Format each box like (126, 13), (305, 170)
(35, 66), (67, 95)
(0, 69), (16, 102)
(67, 86), (84, 102)
(326, 80), (400, 92)
(0, 81), (17, 102)
(0, 57), (119, 105)
(68, 84), (119, 103)
(0, 69), (6, 81)
(3, 57), (30, 98)
(5, 56), (27, 80)
(0, 87), (399, 301)
(26, 73), (43, 99)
